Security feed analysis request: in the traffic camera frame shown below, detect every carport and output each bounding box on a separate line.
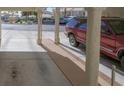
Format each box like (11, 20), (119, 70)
(0, 7), (122, 85)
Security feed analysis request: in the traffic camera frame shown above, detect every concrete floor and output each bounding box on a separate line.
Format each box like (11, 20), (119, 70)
(1, 24), (124, 85)
(0, 52), (70, 85)
(0, 30), (71, 86)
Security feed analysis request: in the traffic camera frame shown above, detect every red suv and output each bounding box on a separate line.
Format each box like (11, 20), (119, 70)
(65, 17), (124, 69)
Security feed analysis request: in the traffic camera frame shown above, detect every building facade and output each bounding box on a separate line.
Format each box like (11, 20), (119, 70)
(60, 8), (87, 17)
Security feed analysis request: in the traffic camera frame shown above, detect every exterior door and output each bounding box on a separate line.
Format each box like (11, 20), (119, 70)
(101, 21), (116, 54)
(75, 22), (87, 44)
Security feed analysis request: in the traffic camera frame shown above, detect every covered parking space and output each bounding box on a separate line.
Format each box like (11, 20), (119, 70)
(0, 7), (123, 86)
(50, 7), (124, 86)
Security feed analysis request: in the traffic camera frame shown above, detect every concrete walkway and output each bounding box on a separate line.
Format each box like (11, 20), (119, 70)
(0, 30), (71, 85)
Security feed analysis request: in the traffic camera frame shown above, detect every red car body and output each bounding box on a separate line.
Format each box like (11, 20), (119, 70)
(65, 17), (124, 67)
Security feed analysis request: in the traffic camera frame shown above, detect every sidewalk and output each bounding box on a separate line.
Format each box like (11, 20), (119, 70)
(0, 30), (71, 85)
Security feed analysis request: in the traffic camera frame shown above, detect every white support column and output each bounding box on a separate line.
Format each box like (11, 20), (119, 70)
(85, 8), (104, 86)
(71, 8), (73, 16)
(55, 8), (60, 44)
(37, 8), (42, 45)
(0, 10), (1, 47)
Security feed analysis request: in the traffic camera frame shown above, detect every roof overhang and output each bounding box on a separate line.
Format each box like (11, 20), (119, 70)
(0, 7), (39, 11)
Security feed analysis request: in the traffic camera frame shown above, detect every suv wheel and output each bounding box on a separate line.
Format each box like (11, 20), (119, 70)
(69, 34), (79, 47)
(121, 56), (124, 70)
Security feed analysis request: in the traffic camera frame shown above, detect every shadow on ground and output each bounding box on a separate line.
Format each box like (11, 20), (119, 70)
(42, 44), (87, 86)
(60, 43), (123, 71)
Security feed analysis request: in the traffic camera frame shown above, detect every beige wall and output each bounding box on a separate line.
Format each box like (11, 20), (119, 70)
(61, 7), (124, 18)
(103, 7), (124, 18)
(60, 8), (86, 17)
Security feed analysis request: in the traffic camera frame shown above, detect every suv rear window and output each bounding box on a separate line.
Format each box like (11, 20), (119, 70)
(109, 20), (124, 35)
(79, 23), (87, 30)
(76, 20), (106, 31)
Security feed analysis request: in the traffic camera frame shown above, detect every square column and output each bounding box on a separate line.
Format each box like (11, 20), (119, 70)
(55, 8), (60, 44)
(0, 10), (1, 47)
(85, 8), (104, 85)
(37, 8), (43, 45)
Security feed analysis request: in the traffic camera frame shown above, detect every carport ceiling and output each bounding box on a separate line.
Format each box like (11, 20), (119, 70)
(0, 7), (39, 11)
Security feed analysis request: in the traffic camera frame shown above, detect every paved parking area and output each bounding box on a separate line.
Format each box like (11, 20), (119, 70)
(2, 24), (65, 32)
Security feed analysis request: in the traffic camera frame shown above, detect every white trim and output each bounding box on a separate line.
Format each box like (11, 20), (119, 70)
(100, 46), (113, 52)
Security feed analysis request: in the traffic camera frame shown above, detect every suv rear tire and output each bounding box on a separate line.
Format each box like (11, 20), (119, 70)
(121, 56), (124, 70)
(69, 34), (79, 47)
